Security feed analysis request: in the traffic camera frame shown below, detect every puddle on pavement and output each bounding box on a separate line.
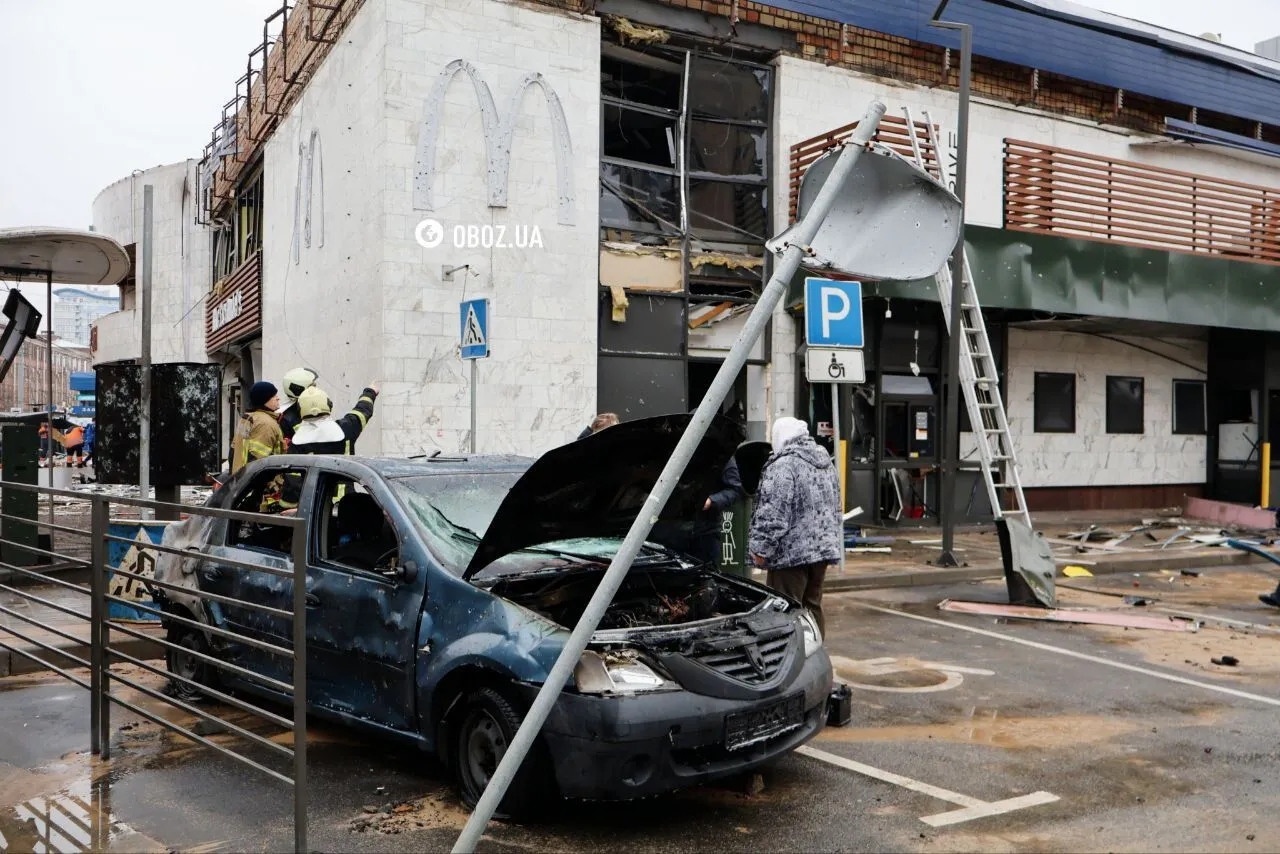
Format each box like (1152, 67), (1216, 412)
(0, 770), (173, 853)
(816, 708), (1222, 750)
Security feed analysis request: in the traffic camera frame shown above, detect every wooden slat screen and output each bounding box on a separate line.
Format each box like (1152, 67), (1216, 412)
(205, 251), (263, 353)
(788, 114), (943, 223)
(1004, 139), (1280, 265)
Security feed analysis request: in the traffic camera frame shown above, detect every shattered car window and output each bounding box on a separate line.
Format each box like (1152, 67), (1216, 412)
(391, 473), (522, 575)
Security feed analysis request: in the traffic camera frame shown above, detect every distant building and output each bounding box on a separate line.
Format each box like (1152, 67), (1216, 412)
(0, 334), (93, 414)
(52, 288), (118, 346)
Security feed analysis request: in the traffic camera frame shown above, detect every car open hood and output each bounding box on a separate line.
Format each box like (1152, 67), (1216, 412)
(463, 413), (745, 579)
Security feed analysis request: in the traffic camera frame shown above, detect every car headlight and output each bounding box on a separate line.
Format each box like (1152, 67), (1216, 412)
(574, 650), (677, 695)
(798, 610), (822, 657)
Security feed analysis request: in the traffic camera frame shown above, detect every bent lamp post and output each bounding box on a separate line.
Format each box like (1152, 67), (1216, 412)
(453, 99), (964, 853)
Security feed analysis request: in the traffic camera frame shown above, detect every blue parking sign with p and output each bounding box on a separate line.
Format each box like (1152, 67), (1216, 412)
(804, 278), (863, 348)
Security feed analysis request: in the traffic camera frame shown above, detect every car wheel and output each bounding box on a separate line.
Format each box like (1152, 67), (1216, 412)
(451, 686), (551, 820)
(165, 627), (218, 702)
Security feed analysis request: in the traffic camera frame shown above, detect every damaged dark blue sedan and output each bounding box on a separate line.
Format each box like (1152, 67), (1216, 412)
(154, 414), (833, 815)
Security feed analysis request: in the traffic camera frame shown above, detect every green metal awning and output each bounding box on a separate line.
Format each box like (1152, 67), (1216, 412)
(787, 225), (1280, 331)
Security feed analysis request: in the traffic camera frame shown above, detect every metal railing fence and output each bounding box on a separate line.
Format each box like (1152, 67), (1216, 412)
(0, 480), (309, 852)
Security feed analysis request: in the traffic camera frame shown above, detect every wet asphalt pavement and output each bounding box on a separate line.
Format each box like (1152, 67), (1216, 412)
(1, 565), (1278, 853)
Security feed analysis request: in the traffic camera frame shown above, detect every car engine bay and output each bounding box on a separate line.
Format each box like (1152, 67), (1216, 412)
(485, 567), (769, 630)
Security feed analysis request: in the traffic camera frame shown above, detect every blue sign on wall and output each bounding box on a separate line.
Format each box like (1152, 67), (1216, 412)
(804, 278), (864, 348)
(459, 298), (490, 360)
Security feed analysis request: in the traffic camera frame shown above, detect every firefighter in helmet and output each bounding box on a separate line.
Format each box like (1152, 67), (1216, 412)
(290, 383), (379, 455)
(278, 367), (320, 446)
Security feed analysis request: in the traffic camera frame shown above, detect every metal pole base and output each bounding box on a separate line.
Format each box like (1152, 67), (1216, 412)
(932, 549), (963, 568)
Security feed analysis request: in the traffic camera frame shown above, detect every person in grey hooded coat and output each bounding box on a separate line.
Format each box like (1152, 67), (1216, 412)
(748, 416), (841, 635)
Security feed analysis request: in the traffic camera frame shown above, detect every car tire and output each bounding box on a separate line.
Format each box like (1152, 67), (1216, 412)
(451, 686), (552, 820)
(165, 627), (218, 703)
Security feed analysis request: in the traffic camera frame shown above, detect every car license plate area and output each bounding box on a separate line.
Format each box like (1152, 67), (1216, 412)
(724, 693), (805, 751)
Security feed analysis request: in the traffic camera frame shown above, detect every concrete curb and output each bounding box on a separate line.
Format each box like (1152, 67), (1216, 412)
(823, 548), (1269, 592)
(0, 628), (164, 678)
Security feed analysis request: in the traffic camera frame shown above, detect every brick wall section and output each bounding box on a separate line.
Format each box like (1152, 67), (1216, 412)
(538, 0), (1266, 138)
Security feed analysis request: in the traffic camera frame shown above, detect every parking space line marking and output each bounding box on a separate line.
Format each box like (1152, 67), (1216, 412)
(855, 602), (1280, 709)
(920, 792), (1061, 827)
(797, 746), (1060, 826)
(797, 745), (984, 808)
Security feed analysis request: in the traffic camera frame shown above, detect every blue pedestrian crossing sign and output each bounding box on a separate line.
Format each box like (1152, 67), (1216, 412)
(460, 298), (489, 359)
(804, 277), (863, 348)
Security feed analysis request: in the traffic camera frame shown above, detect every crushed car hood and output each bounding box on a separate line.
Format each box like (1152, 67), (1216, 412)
(463, 413), (745, 579)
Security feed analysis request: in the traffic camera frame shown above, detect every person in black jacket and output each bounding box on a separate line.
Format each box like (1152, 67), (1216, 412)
(290, 383), (379, 455)
(689, 457), (745, 567)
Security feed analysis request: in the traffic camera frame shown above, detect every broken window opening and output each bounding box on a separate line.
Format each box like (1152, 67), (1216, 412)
(600, 163), (682, 235)
(236, 167), (264, 262)
(688, 56), (770, 124)
(601, 45), (684, 111)
(688, 120), (766, 179)
(688, 277), (761, 301)
(603, 104), (678, 169)
(688, 179), (768, 242)
(212, 221), (237, 283)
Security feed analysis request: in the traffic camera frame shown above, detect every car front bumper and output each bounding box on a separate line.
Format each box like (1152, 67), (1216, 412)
(528, 650), (833, 800)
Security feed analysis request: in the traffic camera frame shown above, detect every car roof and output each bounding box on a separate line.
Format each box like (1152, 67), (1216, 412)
(246, 453), (535, 480)
(364, 455), (534, 478)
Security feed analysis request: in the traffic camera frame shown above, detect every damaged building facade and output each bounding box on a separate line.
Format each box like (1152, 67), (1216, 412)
(178, 0), (1280, 515)
(90, 161), (214, 369)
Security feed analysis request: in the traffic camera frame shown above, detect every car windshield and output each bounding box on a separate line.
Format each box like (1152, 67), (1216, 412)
(390, 472), (523, 575)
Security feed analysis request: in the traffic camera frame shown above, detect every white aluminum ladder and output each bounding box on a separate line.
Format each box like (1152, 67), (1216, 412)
(900, 108), (1031, 524)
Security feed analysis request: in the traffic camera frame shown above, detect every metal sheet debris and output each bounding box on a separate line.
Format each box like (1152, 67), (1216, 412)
(938, 598), (1200, 632)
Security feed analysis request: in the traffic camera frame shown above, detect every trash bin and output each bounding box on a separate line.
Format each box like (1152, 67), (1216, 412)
(717, 496), (753, 579)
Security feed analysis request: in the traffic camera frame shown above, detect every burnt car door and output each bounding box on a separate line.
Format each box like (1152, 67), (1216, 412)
(304, 471), (424, 730)
(200, 462), (310, 685)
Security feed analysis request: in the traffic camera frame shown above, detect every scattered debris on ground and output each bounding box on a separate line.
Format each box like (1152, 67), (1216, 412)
(938, 598), (1200, 632)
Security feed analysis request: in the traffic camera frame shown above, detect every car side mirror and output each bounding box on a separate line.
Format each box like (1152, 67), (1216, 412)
(378, 553), (417, 583)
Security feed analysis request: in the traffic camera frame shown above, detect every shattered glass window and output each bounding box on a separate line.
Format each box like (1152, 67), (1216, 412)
(392, 472), (523, 576)
(688, 121), (766, 178)
(601, 48), (684, 111)
(604, 104), (678, 169)
(600, 164), (681, 235)
(688, 180), (767, 242)
(688, 57), (770, 123)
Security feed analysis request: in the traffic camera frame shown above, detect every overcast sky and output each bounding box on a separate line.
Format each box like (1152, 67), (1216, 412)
(1, 0), (1278, 312)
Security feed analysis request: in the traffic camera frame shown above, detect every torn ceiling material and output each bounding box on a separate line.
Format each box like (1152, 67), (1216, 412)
(603, 14), (670, 46)
(599, 245), (682, 293)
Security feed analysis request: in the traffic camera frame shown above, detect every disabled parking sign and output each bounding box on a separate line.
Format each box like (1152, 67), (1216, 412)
(804, 277), (863, 348)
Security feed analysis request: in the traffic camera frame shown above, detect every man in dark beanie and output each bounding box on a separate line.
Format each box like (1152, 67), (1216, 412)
(231, 381), (285, 474)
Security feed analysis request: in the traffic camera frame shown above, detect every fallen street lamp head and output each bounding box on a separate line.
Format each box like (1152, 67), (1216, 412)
(767, 142), (963, 282)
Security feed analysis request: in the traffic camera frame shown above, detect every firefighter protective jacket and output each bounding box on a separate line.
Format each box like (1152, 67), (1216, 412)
(290, 388), (378, 455)
(231, 408), (285, 473)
